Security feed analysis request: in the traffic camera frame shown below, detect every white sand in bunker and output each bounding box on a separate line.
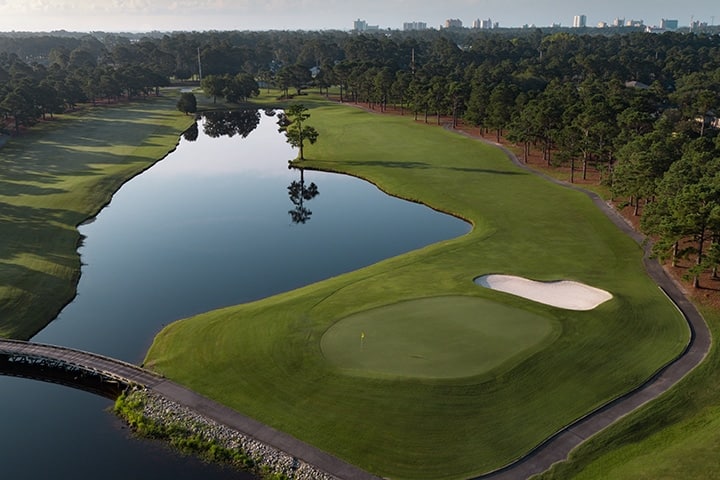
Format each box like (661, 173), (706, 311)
(475, 274), (613, 311)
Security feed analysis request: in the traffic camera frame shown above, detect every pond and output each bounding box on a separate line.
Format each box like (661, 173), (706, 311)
(0, 109), (470, 479)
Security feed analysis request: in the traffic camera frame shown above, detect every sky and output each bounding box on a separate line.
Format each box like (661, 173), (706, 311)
(0, 0), (717, 33)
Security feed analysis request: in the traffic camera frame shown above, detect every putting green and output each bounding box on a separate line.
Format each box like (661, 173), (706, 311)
(320, 296), (560, 379)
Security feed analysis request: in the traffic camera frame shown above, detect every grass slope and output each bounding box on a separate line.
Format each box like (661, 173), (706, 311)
(534, 306), (720, 480)
(145, 100), (689, 480)
(0, 95), (194, 339)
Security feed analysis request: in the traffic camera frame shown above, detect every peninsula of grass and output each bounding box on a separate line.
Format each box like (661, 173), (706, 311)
(0, 94), (194, 339)
(145, 100), (690, 480)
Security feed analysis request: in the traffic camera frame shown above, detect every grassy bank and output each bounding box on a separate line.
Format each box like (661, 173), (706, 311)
(145, 99), (689, 479)
(113, 389), (260, 473)
(0, 94), (194, 339)
(534, 304), (720, 479)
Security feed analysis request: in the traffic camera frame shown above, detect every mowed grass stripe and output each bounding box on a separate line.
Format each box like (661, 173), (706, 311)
(0, 96), (194, 339)
(143, 100), (689, 480)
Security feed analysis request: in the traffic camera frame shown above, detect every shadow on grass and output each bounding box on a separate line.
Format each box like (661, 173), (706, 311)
(0, 98), (184, 339)
(0, 180), (67, 197)
(0, 203), (85, 339)
(343, 160), (432, 169)
(341, 159), (528, 176)
(2, 115), (181, 174)
(446, 166), (527, 175)
(0, 127), (181, 196)
(0, 203), (82, 265)
(0, 260), (77, 339)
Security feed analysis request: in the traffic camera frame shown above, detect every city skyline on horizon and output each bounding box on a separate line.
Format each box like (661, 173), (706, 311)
(0, 1), (716, 33)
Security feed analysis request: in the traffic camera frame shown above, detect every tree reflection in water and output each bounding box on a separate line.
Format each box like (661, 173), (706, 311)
(288, 167), (319, 224)
(202, 110), (262, 138)
(183, 109), (321, 224)
(182, 121), (199, 142)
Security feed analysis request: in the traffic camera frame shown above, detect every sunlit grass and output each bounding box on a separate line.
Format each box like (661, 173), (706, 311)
(534, 305), (720, 480)
(0, 94), (194, 338)
(145, 97), (689, 479)
(320, 296), (559, 380)
(0, 86), (703, 478)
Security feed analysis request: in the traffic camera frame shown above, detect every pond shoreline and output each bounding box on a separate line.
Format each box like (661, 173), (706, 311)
(116, 387), (340, 480)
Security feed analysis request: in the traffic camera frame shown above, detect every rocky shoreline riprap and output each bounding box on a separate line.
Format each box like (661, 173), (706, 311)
(118, 387), (337, 480)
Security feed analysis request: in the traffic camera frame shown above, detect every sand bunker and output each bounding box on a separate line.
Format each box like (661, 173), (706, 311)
(475, 274), (612, 311)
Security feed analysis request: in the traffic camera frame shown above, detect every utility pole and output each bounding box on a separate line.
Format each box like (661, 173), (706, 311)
(197, 47), (203, 83)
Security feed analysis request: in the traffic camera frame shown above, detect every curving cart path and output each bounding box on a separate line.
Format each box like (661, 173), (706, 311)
(469, 139), (712, 480)
(0, 121), (711, 480)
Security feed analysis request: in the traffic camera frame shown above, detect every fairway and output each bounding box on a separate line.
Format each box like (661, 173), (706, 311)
(0, 95), (194, 339)
(321, 296), (558, 379)
(145, 99), (690, 480)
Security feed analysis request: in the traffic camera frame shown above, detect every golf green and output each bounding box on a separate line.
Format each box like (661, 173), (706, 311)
(320, 296), (560, 379)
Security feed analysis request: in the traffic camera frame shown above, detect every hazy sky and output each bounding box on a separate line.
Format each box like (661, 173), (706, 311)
(0, 0), (717, 32)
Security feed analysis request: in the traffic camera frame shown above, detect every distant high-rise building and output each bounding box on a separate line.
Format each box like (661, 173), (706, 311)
(403, 21), (427, 31)
(444, 18), (463, 28)
(353, 18), (379, 32)
(661, 18), (679, 30)
(573, 15), (587, 28)
(613, 17), (625, 27)
(473, 18), (493, 29)
(690, 20), (709, 31)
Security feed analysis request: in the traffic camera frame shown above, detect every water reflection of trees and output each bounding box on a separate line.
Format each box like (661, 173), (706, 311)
(288, 167), (319, 224)
(182, 121), (199, 142)
(202, 110), (262, 138)
(184, 111), (321, 224)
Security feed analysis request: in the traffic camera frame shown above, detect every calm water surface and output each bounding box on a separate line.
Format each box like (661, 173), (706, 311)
(1, 110), (469, 479)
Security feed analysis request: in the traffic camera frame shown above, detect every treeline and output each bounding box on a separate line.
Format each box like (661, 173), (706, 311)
(1, 29), (720, 285)
(0, 37), (170, 134)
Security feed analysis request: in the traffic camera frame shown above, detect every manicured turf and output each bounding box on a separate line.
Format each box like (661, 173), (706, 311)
(535, 306), (720, 480)
(0, 92), (720, 479)
(0, 94), (194, 339)
(321, 296), (558, 379)
(0, 90), (712, 479)
(145, 96), (690, 479)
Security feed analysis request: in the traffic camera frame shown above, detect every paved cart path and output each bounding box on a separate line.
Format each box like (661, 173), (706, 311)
(469, 139), (711, 480)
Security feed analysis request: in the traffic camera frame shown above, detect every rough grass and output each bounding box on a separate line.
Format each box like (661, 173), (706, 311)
(0, 94), (194, 339)
(145, 99), (689, 479)
(533, 306), (720, 480)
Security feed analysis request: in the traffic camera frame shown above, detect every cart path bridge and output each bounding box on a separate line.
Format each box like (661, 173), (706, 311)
(0, 338), (382, 480)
